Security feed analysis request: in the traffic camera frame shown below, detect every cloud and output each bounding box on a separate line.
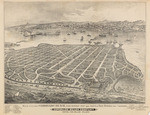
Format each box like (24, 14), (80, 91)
(63, 3), (145, 22)
(5, 2), (145, 26)
(63, 7), (100, 22)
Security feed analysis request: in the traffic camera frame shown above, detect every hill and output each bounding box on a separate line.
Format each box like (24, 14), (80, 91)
(6, 20), (145, 38)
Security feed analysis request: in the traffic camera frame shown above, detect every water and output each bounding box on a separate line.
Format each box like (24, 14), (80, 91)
(5, 31), (145, 74)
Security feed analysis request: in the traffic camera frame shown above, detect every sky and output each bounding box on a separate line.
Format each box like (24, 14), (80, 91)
(5, 2), (146, 27)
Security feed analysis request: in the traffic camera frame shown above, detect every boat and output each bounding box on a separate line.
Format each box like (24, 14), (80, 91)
(99, 34), (106, 37)
(132, 35), (136, 41)
(126, 39), (131, 42)
(63, 38), (67, 42)
(80, 36), (84, 41)
(87, 34), (91, 37)
(73, 32), (77, 35)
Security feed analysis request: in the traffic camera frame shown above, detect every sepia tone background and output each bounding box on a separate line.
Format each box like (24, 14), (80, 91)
(0, 0), (150, 115)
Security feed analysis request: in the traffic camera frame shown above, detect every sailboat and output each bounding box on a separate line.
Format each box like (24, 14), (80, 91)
(80, 36), (84, 41)
(132, 35), (136, 41)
